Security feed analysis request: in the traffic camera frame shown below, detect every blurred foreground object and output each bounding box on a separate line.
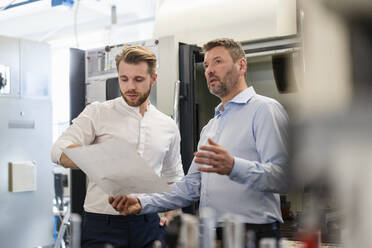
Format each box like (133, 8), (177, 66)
(291, 0), (372, 247)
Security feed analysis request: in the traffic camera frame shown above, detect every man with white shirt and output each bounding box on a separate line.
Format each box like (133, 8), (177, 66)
(109, 38), (289, 246)
(51, 46), (184, 248)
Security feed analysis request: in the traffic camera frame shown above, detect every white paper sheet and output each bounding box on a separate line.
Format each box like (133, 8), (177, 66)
(63, 139), (171, 196)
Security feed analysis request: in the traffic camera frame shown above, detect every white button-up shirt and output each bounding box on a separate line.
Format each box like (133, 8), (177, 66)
(51, 97), (184, 215)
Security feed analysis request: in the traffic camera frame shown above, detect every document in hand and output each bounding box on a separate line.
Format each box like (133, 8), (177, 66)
(63, 139), (171, 196)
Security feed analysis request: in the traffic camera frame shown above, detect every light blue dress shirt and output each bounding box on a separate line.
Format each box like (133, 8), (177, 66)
(138, 87), (289, 225)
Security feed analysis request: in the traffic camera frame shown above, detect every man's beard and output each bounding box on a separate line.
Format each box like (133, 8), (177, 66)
(121, 87), (151, 107)
(208, 66), (239, 98)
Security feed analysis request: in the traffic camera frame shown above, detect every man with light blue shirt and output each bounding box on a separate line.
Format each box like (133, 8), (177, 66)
(109, 38), (289, 245)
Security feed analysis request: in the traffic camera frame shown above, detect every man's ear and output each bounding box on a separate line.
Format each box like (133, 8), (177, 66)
(151, 73), (158, 86)
(239, 58), (247, 75)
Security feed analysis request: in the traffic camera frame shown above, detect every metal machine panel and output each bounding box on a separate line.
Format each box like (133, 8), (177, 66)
(0, 36), (53, 247)
(0, 99), (54, 248)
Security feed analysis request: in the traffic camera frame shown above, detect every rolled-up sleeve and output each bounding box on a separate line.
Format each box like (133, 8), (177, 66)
(51, 139), (75, 164)
(51, 103), (98, 164)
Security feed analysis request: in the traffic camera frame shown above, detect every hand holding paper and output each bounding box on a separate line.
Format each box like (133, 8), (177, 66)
(108, 195), (142, 216)
(63, 139), (171, 196)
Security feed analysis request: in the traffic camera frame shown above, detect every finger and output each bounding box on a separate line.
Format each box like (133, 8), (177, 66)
(123, 196), (135, 215)
(111, 195), (123, 209)
(117, 196), (129, 211)
(159, 217), (167, 226)
(194, 151), (220, 160)
(199, 145), (222, 154)
(194, 157), (220, 166)
(208, 138), (219, 146)
(108, 196), (114, 204)
(198, 166), (220, 173)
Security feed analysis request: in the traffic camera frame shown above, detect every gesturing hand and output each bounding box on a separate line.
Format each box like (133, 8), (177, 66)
(194, 138), (234, 175)
(108, 195), (142, 215)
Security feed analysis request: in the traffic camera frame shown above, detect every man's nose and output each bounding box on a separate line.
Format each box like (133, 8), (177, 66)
(205, 66), (214, 77)
(127, 80), (136, 90)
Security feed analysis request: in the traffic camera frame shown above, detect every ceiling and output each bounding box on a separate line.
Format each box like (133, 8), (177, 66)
(0, 0), (157, 48)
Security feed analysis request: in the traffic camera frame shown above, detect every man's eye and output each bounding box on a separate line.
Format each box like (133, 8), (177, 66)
(136, 78), (144, 82)
(121, 78), (128, 82)
(215, 60), (221, 64)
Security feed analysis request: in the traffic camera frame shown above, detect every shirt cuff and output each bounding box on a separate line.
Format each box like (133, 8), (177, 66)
(137, 195), (152, 214)
(51, 140), (75, 164)
(228, 156), (253, 184)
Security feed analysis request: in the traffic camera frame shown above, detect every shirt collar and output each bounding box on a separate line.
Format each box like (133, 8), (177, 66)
(214, 86), (256, 116)
(119, 97), (152, 115)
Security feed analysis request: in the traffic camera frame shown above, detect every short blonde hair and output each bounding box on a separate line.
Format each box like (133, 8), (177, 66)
(115, 46), (156, 76)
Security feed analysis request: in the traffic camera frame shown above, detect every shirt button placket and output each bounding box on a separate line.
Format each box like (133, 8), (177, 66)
(138, 119), (146, 157)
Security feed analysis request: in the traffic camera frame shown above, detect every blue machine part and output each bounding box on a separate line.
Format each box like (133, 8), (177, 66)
(51, 0), (74, 8)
